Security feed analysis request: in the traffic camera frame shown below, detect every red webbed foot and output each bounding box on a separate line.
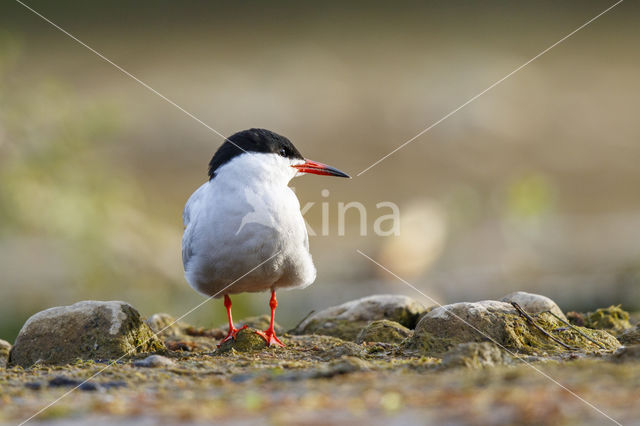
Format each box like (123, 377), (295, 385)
(255, 329), (285, 347)
(255, 290), (285, 347)
(218, 294), (248, 347)
(218, 324), (248, 346)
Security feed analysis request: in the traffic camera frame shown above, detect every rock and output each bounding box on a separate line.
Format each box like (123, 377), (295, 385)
(293, 294), (426, 341)
(318, 341), (367, 361)
(49, 376), (98, 391)
(316, 356), (371, 377)
(146, 313), (186, 338)
(441, 342), (511, 369)
(618, 325), (640, 346)
(9, 301), (164, 368)
(216, 328), (268, 353)
(584, 306), (632, 335)
(24, 382), (42, 390)
(0, 339), (11, 368)
(610, 345), (640, 363)
(133, 354), (175, 368)
(500, 291), (567, 322)
(405, 300), (620, 356)
(355, 320), (411, 344)
(148, 313), (225, 341)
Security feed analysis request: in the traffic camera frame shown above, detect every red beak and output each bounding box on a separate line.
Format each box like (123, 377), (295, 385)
(292, 159), (350, 178)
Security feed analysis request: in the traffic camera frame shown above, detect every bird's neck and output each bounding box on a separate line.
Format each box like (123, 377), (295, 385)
(212, 153), (295, 190)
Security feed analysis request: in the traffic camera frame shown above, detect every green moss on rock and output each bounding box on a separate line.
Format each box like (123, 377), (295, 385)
(405, 301), (620, 357)
(401, 330), (459, 355)
(216, 328), (268, 353)
(441, 342), (511, 369)
(298, 319), (370, 341)
(293, 295), (426, 341)
(356, 320), (411, 344)
(585, 305), (632, 334)
(0, 339), (11, 369)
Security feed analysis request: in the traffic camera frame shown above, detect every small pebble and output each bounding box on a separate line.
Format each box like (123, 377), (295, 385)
(48, 376), (99, 392)
(78, 382), (99, 392)
(49, 376), (81, 387)
(100, 381), (127, 389)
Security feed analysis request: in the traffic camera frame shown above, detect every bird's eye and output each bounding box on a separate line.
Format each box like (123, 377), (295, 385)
(279, 148), (287, 157)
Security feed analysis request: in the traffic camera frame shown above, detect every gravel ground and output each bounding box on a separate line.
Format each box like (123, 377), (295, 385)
(1, 332), (638, 425)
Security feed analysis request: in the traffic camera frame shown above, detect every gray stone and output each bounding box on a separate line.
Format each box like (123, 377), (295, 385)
(501, 291), (567, 321)
(133, 354), (175, 368)
(9, 301), (164, 368)
(0, 339), (11, 368)
(441, 342), (511, 369)
(318, 341), (367, 361)
(146, 313), (186, 338)
(406, 300), (620, 356)
(293, 294), (426, 341)
(355, 320), (411, 344)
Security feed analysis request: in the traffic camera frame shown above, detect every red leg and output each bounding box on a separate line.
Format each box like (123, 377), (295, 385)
(218, 294), (247, 346)
(255, 290), (285, 347)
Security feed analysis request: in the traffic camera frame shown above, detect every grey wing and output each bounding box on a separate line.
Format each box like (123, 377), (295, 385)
(182, 183), (207, 268)
(183, 182), (207, 228)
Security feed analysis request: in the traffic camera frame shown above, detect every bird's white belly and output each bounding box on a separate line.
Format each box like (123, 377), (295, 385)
(182, 182), (316, 298)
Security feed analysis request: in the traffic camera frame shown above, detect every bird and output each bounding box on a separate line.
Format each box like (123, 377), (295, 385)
(182, 128), (350, 347)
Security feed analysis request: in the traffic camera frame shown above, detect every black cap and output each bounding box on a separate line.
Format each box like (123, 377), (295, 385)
(208, 129), (304, 180)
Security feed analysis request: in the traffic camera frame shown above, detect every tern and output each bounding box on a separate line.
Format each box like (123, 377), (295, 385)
(182, 129), (349, 347)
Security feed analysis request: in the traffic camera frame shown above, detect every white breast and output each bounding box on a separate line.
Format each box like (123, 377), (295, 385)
(182, 153), (316, 298)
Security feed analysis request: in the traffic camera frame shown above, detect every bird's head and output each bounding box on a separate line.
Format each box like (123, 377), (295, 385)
(208, 128), (350, 184)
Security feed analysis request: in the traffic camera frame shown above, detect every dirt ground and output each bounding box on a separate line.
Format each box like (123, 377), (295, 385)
(1, 332), (638, 426)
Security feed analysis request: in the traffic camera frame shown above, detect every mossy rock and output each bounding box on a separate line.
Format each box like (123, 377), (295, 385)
(293, 294), (426, 341)
(9, 301), (164, 368)
(441, 342), (511, 369)
(404, 300), (620, 356)
(584, 306), (632, 335)
(355, 320), (411, 344)
(500, 291), (567, 321)
(317, 341), (367, 360)
(0, 340), (10, 369)
(294, 319), (369, 341)
(216, 328), (269, 353)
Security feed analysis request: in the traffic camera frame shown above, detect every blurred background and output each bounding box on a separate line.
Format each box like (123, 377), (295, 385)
(1, 0), (639, 342)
